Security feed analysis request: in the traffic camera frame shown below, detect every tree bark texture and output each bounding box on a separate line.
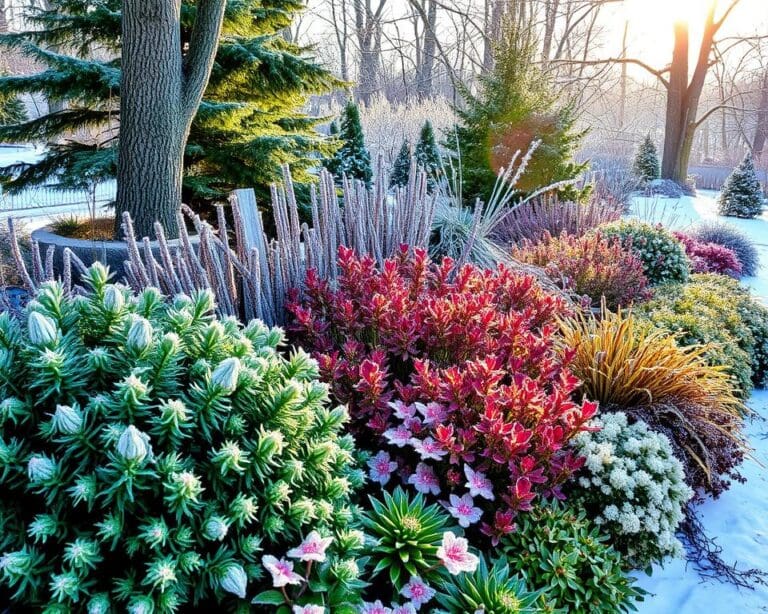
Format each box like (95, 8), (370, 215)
(115, 0), (226, 240)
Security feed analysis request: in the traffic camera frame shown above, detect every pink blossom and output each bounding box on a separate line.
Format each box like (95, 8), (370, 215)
(400, 577), (435, 609)
(262, 555), (304, 587)
(407, 462), (440, 495)
(464, 465), (494, 501)
(359, 601), (392, 614)
(286, 530), (333, 562)
(436, 532), (479, 575)
(383, 425), (412, 447)
(293, 606), (325, 614)
(389, 400), (416, 420)
(416, 402), (448, 424)
(367, 451), (398, 486)
(409, 437), (447, 461)
(446, 494), (482, 528)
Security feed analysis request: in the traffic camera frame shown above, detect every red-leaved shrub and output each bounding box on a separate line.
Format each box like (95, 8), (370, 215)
(512, 231), (651, 310)
(288, 247), (597, 539)
(673, 231), (743, 277)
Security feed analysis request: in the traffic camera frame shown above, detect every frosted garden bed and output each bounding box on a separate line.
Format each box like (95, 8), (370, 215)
(630, 190), (768, 612)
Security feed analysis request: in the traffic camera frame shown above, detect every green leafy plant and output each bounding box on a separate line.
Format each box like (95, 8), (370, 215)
(639, 273), (768, 394)
(499, 503), (645, 613)
(0, 264), (362, 610)
(570, 412), (692, 568)
(437, 556), (542, 614)
(361, 487), (456, 590)
(597, 220), (689, 285)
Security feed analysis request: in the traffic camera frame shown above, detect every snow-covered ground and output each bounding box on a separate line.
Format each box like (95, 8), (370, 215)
(631, 191), (768, 612)
(0, 145), (114, 230)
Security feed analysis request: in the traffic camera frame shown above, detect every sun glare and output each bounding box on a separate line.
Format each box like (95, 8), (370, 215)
(628, 0), (713, 27)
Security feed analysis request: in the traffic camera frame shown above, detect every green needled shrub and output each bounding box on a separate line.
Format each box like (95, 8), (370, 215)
(569, 412), (692, 569)
(0, 264), (362, 610)
(597, 220), (689, 285)
(499, 503), (645, 614)
(639, 274), (768, 394)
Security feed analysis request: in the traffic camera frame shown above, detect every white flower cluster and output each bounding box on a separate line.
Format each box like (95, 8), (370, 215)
(572, 411), (693, 567)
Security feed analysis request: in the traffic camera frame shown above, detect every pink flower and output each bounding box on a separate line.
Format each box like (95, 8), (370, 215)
(384, 425), (412, 447)
(367, 451), (398, 486)
(436, 532), (479, 575)
(286, 530), (333, 562)
(464, 465), (494, 501)
(400, 577), (435, 609)
(262, 555), (304, 587)
(293, 606), (325, 614)
(389, 400), (416, 420)
(446, 494), (482, 528)
(416, 402), (448, 424)
(409, 437), (447, 461)
(359, 601), (392, 614)
(407, 462), (440, 495)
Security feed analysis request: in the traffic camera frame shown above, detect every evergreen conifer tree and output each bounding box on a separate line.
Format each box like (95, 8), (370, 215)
(0, 78), (27, 127)
(633, 134), (661, 183)
(718, 152), (765, 218)
(330, 100), (372, 185)
(390, 139), (411, 187)
(0, 0), (338, 206)
(446, 26), (586, 205)
(414, 120), (441, 191)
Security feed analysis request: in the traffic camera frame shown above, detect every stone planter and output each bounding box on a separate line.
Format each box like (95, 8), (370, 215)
(31, 226), (199, 283)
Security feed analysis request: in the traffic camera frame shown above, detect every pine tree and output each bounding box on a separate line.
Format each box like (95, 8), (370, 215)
(0, 78), (26, 127)
(414, 120), (441, 191)
(446, 26), (586, 205)
(718, 152), (765, 218)
(0, 0), (338, 208)
(633, 134), (661, 183)
(330, 100), (372, 185)
(390, 139), (411, 187)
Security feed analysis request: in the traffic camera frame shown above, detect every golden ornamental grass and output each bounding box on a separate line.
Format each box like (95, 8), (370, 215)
(559, 308), (745, 417)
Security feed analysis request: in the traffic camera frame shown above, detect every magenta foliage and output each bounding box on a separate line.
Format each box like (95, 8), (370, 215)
(673, 231), (743, 277)
(288, 246), (598, 537)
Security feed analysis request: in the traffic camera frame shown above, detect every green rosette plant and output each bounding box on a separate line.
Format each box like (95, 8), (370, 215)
(0, 264), (363, 611)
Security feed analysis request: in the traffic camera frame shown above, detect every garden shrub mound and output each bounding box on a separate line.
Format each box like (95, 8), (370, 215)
(690, 221), (760, 277)
(290, 247), (598, 543)
(672, 231), (742, 278)
(499, 502), (645, 613)
(560, 309), (746, 499)
(0, 265), (362, 610)
(570, 412), (692, 569)
(597, 220), (689, 285)
(639, 274), (768, 394)
(512, 231), (651, 310)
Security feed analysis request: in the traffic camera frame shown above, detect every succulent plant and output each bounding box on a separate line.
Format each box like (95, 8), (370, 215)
(361, 487), (457, 590)
(435, 556), (542, 614)
(0, 264), (363, 610)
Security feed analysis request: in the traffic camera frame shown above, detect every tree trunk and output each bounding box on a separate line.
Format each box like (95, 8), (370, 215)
(114, 0), (226, 240)
(415, 0), (436, 99)
(661, 21), (689, 182)
(661, 3), (723, 184)
(753, 70), (768, 160)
